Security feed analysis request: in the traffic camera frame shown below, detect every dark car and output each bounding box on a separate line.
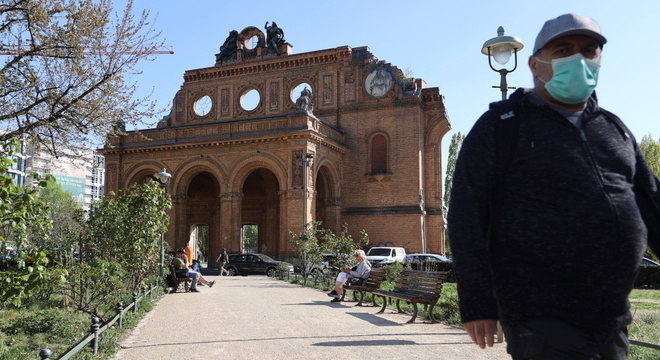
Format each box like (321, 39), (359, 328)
(225, 253), (294, 277)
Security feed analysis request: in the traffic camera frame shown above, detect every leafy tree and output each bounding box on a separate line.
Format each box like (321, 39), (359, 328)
(0, 0), (165, 155)
(0, 139), (66, 307)
(443, 132), (464, 252)
(639, 134), (660, 262)
(289, 223), (369, 277)
(243, 224), (257, 253)
(443, 132), (465, 211)
(289, 222), (324, 278)
(27, 180), (84, 254)
(639, 134), (659, 177)
(59, 258), (127, 321)
(320, 224), (369, 272)
(0, 248), (66, 307)
(83, 180), (171, 292)
(0, 139), (53, 251)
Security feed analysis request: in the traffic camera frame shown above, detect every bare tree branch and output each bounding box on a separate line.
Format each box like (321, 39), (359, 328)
(0, 0), (165, 154)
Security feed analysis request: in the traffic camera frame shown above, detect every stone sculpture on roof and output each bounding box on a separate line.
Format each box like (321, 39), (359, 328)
(265, 21), (285, 55)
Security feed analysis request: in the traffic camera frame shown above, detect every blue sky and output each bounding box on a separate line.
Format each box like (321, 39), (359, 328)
(125, 0), (659, 172)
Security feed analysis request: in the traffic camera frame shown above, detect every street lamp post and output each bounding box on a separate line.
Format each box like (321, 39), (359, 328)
(155, 168), (172, 278)
(481, 26), (524, 100)
(296, 152), (314, 228)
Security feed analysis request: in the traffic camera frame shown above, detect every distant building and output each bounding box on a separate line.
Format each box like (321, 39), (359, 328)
(101, 24), (451, 263)
(7, 141), (28, 187)
(8, 138), (105, 211)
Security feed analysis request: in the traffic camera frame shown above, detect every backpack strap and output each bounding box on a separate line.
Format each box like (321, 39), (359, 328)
(487, 100), (521, 252)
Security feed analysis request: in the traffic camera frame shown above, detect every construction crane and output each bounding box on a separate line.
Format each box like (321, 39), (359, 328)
(0, 45), (174, 56)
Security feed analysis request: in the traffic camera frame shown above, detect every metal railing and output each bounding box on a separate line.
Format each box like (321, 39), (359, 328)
(37, 283), (159, 360)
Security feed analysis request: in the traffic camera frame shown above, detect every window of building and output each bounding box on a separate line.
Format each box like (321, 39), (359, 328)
(91, 185), (101, 200)
(91, 169), (103, 184)
(93, 155), (104, 168)
(370, 134), (388, 174)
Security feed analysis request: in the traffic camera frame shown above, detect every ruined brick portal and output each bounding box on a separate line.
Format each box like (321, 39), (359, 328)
(100, 23), (450, 265)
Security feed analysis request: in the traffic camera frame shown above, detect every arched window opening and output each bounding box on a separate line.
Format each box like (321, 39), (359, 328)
(371, 134), (388, 174)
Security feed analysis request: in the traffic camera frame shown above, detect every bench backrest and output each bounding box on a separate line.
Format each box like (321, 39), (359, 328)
(169, 264), (189, 279)
(392, 270), (448, 299)
(364, 268), (385, 288)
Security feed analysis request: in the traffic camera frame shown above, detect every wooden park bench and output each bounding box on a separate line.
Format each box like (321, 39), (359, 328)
(340, 267), (385, 306)
(168, 264), (192, 293)
(372, 269), (448, 323)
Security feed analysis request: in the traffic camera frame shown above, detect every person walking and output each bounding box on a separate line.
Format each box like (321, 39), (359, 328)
(448, 13), (660, 359)
(216, 248), (229, 276)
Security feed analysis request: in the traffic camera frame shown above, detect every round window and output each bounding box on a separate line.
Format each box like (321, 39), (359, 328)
(193, 95), (213, 117)
(290, 83), (312, 103)
(245, 35), (259, 50)
(241, 89), (260, 111)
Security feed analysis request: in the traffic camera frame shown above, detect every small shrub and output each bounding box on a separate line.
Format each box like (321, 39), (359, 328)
(0, 308), (86, 341)
(276, 262), (291, 278)
(0, 343), (32, 360)
(381, 262), (406, 283)
(434, 283), (461, 325)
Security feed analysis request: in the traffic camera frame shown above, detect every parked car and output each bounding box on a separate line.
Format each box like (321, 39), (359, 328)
(404, 253), (450, 263)
(641, 257), (659, 266)
(366, 247), (406, 266)
(299, 253), (338, 276)
(225, 253), (294, 277)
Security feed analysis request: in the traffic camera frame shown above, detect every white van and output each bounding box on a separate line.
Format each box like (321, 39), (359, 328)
(366, 247), (406, 266)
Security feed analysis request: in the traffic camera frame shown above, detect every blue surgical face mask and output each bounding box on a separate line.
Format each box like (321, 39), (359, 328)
(536, 53), (600, 104)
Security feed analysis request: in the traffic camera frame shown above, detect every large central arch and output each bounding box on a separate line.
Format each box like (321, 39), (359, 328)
(241, 168), (280, 255)
(185, 171), (220, 263)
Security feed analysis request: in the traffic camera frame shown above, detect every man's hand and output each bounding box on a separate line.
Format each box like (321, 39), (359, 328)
(463, 319), (498, 349)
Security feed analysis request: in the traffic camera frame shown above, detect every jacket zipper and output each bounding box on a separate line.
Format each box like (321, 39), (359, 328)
(579, 129), (621, 237)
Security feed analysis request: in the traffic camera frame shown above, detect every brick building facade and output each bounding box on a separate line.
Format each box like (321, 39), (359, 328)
(100, 24), (450, 264)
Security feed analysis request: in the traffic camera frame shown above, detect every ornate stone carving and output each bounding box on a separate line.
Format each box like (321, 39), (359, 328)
(215, 30), (238, 64)
(294, 87), (314, 115)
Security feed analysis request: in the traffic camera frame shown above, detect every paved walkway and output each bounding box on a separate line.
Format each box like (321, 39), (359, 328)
(112, 275), (510, 360)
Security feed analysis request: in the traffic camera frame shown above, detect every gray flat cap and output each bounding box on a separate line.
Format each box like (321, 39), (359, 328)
(533, 13), (607, 54)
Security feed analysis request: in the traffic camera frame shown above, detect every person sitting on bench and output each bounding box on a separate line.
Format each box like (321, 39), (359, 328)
(172, 250), (215, 292)
(328, 249), (371, 303)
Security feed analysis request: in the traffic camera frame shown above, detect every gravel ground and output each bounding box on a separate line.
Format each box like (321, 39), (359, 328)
(111, 275), (511, 360)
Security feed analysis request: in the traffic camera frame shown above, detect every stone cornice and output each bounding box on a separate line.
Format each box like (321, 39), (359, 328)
(101, 129), (346, 156)
(184, 46), (354, 83)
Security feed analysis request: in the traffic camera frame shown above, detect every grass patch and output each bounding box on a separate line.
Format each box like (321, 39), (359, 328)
(0, 285), (165, 360)
(629, 289), (660, 302)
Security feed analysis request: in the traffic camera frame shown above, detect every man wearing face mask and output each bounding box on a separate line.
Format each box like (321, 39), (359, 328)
(448, 14), (660, 359)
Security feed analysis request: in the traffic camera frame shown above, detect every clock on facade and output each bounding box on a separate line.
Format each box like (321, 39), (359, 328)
(364, 69), (393, 97)
(193, 95), (213, 116)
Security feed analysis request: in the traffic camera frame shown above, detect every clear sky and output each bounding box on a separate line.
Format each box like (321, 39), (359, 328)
(124, 0), (659, 175)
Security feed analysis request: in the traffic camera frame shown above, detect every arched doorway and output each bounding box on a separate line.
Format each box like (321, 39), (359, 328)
(315, 165), (339, 233)
(241, 168), (280, 255)
(186, 172), (220, 268)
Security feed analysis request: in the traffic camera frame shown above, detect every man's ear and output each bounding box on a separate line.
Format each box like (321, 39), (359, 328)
(528, 55), (538, 77)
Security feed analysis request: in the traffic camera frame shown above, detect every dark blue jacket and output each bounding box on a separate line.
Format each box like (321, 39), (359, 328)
(448, 88), (660, 330)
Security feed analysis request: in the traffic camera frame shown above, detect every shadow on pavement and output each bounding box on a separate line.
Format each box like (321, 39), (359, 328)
(120, 332), (470, 350)
(312, 339), (416, 347)
(346, 312), (400, 327)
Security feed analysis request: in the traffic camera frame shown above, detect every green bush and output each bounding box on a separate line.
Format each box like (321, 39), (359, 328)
(276, 262), (291, 278)
(434, 283), (461, 325)
(0, 343), (31, 360)
(381, 262), (407, 283)
(0, 308), (87, 342)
